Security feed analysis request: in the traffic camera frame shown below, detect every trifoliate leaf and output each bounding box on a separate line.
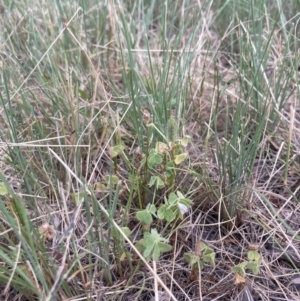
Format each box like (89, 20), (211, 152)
(164, 209), (176, 222)
(147, 153), (163, 168)
(247, 250), (261, 261)
(136, 210), (152, 225)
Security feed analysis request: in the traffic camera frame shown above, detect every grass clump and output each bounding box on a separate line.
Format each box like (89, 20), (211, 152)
(0, 0), (300, 300)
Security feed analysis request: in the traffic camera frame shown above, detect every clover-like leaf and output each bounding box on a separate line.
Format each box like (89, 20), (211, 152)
(136, 210), (153, 225)
(141, 229), (172, 261)
(120, 227), (131, 237)
(184, 252), (200, 268)
(202, 251), (216, 268)
(148, 204), (157, 215)
(111, 144), (124, 158)
(231, 264), (246, 278)
(247, 250), (261, 261)
(166, 161), (175, 176)
(246, 261), (261, 275)
(164, 208), (176, 222)
(147, 152), (163, 168)
(168, 192), (177, 205)
(149, 176), (165, 189)
(174, 152), (188, 165)
(152, 242), (172, 261)
(157, 204), (167, 220)
(179, 135), (191, 147)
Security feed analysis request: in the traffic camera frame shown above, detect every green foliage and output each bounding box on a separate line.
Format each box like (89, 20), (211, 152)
(111, 144), (125, 158)
(136, 204), (157, 225)
(184, 242), (216, 270)
(147, 149), (163, 168)
(232, 250), (262, 277)
(157, 191), (193, 222)
(135, 190), (193, 260)
(139, 229), (172, 261)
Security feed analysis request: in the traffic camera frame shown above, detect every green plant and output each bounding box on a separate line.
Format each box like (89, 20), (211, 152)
(141, 134), (190, 191)
(157, 191), (193, 222)
(136, 190), (193, 261)
(136, 229), (172, 262)
(184, 241), (216, 271)
(232, 249), (262, 278)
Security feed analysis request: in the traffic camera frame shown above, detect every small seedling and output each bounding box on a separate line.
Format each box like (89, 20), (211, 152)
(137, 228), (172, 261)
(136, 204), (157, 225)
(157, 191), (193, 222)
(232, 249), (261, 280)
(184, 241), (216, 271)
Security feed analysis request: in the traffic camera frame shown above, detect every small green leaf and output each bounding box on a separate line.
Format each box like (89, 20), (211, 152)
(144, 245), (154, 259)
(157, 205), (167, 220)
(231, 265), (246, 277)
(152, 242), (172, 261)
(111, 144), (124, 158)
(120, 227), (131, 237)
(71, 191), (85, 205)
(149, 204), (157, 214)
(135, 239), (146, 253)
(0, 182), (8, 196)
(104, 175), (119, 185)
(169, 98), (177, 106)
(78, 89), (88, 100)
(157, 242), (172, 252)
(140, 229), (171, 261)
(152, 244), (161, 261)
(174, 153), (188, 165)
(201, 243), (213, 254)
(168, 192), (177, 204)
(247, 250), (261, 261)
(164, 208), (176, 222)
(150, 228), (161, 239)
(202, 252), (216, 268)
(246, 261), (261, 275)
(166, 161), (175, 174)
(179, 135), (191, 147)
(143, 232), (155, 247)
(136, 210), (153, 225)
(147, 152), (163, 168)
(155, 177), (165, 189)
(184, 252), (200, 268)
(149, 176), (165, 189)
(176, 191), (185, 199)
(148, 176), (156, 187)
(183, 252), (193, 262)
